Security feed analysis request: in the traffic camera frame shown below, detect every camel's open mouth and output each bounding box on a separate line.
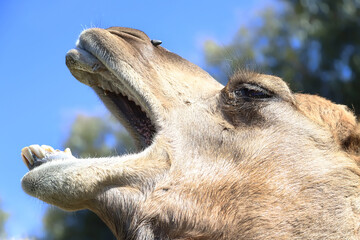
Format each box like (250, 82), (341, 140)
(65, 30), (157, 149)
(93, 85), (156, 148)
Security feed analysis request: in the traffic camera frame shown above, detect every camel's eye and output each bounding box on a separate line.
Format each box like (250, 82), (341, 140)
(235, 84), (272, 100)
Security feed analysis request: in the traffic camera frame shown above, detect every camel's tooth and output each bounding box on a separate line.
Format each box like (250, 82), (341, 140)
(21, 154), (29, 167)
(139, 105), (147, 114)
(108, 83), (116, 93)
(112, 85), (121, 94)
(127, 95), (134, 102)
(21, 147), (34, 166)
(113, 87), (120, 94)
(101, 81), (111, 91)
(29, 145), (46, 159)
(64, 148), (72, 155)
(41, 145), (55, 152)
(145, 111), (150, 119)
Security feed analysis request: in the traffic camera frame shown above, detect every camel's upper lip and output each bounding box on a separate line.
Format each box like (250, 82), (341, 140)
(65, 29), (157, 149)
(65, 47), (105, 75)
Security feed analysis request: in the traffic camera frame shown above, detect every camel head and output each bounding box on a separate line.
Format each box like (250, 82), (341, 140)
(21, 27), (360, 239)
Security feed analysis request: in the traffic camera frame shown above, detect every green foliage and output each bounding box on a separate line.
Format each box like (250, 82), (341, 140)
(43, 114), (134, 240)
(64, 114), (135, 158)
(205, 0), (360, 112)
(43, 207), (115, 240)
(0, 202), (8, 239)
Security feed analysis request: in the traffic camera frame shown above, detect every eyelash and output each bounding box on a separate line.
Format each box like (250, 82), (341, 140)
(234, 85), (272, 100)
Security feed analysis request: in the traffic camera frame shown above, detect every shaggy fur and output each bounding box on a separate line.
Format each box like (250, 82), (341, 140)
(21, 27), (360, 239)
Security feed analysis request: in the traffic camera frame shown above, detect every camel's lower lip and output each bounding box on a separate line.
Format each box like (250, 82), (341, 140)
(66, 46), (157, 149)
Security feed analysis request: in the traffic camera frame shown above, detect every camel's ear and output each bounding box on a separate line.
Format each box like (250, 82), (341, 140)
(342, 123), (360, 156)
(295, 94), (360, 157)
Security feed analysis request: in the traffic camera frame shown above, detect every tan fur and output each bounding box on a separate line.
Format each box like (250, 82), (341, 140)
(21, 27), (360, 239)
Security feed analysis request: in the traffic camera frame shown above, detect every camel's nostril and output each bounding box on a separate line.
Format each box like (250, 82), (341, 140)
(151, 39), (162, 46)
(65, 55), (76, 66)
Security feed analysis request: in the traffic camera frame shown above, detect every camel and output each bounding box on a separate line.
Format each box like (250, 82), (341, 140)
(21, 27), (360, 239)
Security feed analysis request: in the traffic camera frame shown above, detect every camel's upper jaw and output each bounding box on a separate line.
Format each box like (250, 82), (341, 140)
(66, 27), (161, 149)
(65, 27), (222, 149)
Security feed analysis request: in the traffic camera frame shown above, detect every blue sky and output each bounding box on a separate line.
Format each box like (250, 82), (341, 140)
(0, 0), (278, 238)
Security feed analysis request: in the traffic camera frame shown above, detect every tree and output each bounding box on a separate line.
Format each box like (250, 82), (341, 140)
(205, 0), (360, 112)
(43, 114), (134, 240)
(43, 207), (113, 240)
(0, 201), (8, 239)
